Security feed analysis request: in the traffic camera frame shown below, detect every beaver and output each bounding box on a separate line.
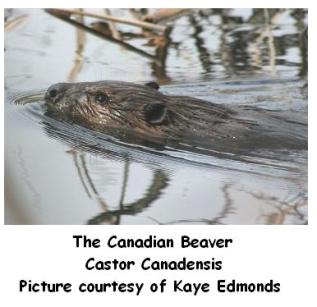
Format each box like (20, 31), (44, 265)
(44, 80), (307, 154)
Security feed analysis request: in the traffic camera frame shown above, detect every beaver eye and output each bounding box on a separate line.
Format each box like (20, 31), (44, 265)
(94, 93), (109, 105)
(49, 89), (58, 98)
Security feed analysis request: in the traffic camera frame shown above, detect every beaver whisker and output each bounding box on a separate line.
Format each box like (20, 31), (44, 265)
(111, 106), (138, 112)
(108, 111), (127, 125)
(80, 104), (90, 116)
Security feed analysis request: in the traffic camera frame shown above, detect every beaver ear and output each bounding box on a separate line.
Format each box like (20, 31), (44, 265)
(145, 81), (160, 90)
(143, 103), (167, 124)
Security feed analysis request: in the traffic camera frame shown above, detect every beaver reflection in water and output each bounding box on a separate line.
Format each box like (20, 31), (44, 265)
(44, 81), (307, 153)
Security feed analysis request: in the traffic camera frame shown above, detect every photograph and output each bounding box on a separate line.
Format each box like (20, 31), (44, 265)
(4, 8), (308, 225)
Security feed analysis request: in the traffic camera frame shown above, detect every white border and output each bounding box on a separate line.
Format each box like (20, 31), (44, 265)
(1, 1), (315, 305)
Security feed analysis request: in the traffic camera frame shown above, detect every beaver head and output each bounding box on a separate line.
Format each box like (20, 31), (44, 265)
(44, 81), (171, 136)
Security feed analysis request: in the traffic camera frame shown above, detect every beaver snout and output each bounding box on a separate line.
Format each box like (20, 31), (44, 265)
(45, 83), (71, 104)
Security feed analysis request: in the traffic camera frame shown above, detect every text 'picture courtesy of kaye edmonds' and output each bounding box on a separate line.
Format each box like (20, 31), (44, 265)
(4, 8), (308, 225)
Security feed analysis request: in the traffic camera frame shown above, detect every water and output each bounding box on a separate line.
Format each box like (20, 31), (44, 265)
(4, 8), (308, 224)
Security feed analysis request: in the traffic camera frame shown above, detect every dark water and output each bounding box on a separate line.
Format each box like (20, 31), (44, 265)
(4, 8), (308, 224)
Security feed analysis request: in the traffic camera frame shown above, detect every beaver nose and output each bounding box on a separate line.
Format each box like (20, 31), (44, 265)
(45, 83), (70, 104)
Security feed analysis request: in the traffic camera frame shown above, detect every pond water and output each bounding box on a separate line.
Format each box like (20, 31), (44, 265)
(4, 8), (308, 224)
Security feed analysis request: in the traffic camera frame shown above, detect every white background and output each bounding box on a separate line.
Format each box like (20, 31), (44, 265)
(1, 0), (315, 306)
(0, 227), (314, 305)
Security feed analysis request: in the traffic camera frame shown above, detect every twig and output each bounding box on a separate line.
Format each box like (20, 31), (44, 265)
(118, 158), (130, 207)
(104, 9), (122, 40)
(87, 169), (169, 225)
(68, 150), (92, 198)
(46, 9), (159, 63)
(46, 8), (166, 32)
(4, 15), (28, 32)
(143, 9), (190, 23)
(68, 9), (86, 81)
(264, 9), (277, 75)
